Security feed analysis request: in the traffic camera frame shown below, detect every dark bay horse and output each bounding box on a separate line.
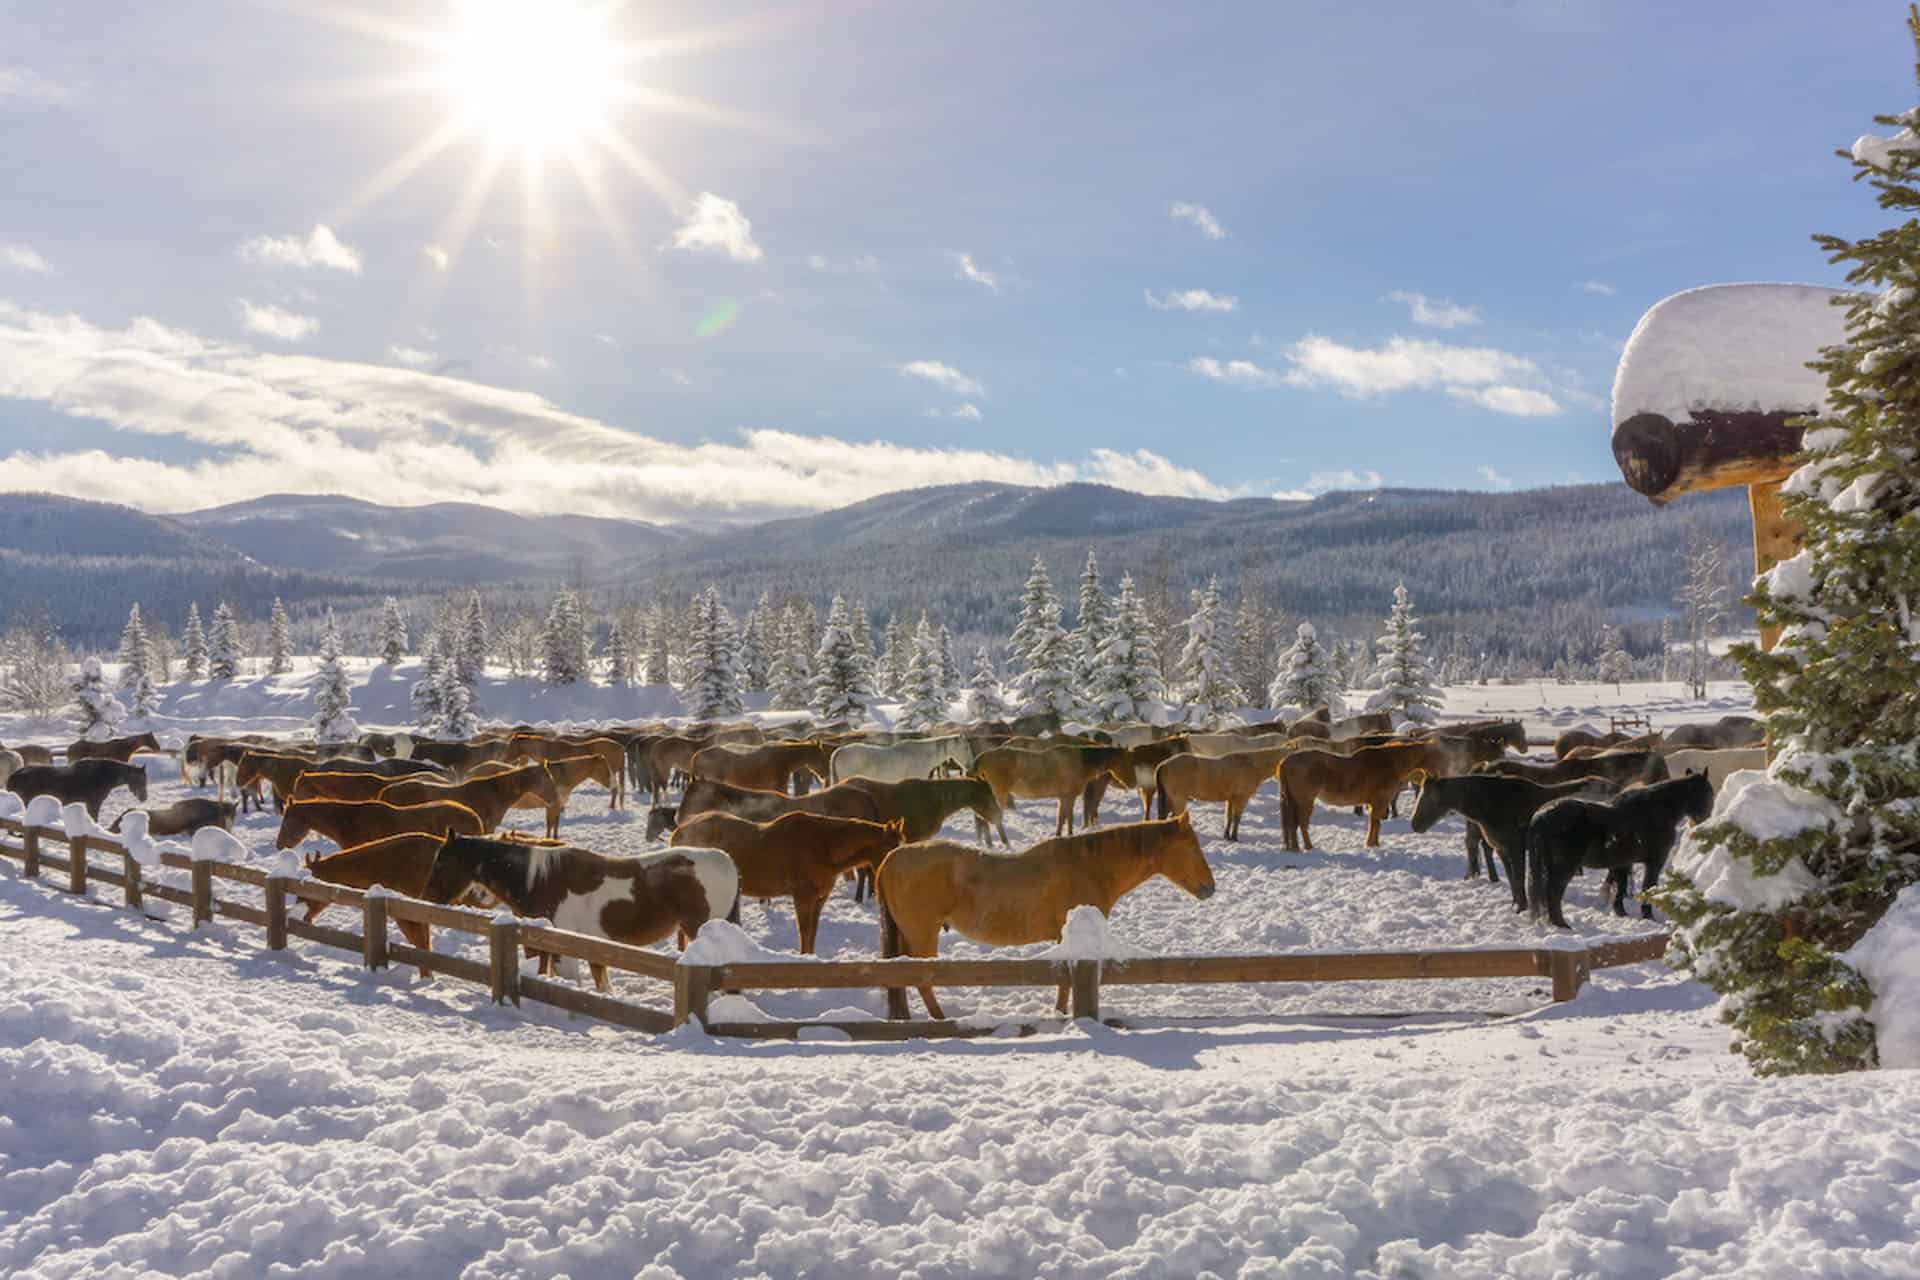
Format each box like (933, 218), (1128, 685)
(1526, 772), (1714, 928)
(7, 759), (148, 819)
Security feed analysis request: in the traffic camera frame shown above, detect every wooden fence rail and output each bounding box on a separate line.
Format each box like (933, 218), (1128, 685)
(0, 816), (1673, 1042)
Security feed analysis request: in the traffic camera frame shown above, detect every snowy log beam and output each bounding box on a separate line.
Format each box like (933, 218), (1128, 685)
(1611, 409), (1806, 504)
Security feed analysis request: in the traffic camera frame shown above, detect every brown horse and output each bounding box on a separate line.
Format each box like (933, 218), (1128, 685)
(644, 733), (713, 801)
(376, 762), (560, 832)
(6, 743), (55, 767)
(290, 770), (398, 804)
(67, 731), (160, 764)
(1278, 741), (1441, 850)
(675, 776), (883, 828)
(689, 740), (833, 795)
(1103, 736), (1193, 821)
(423, 833), (738, 991)
(110, 798), (236, 837)
(6, 759), (148, 819)
(506, 733), (627, 808)
(1153, 743), (1295, 840)
(301, 833), (459, 976)
(972, 744), (1130, 836)
(875, 814), (1216, 1020)
(672, 811), (905, 952)
(1476, 749), (1670, 788)
(274, 797), (485, 850)
(406, 737), (511, 778)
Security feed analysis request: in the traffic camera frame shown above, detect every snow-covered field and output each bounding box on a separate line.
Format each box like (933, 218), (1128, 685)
(5, 674), (1918, 1277)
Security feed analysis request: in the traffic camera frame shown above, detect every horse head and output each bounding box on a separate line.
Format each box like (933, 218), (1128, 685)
(1159, 812), (1216, 901)
(528, 763), (563, 810)
(129, 765), (149, 802)
(1406, 769), (1447, 833)
(645, 804), (679, 841)
(273, 803), (311, 850)
(423, 831), (479, 904)
(1681, 772), (1715, 823)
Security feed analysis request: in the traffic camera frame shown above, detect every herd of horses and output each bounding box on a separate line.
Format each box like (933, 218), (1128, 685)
(0, 708), (1766, 1018)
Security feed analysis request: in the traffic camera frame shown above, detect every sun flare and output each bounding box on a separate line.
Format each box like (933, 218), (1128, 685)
(437, 0), (618, 151)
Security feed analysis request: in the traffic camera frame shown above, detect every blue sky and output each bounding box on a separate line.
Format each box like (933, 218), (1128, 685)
(0, 1), (1903, 522)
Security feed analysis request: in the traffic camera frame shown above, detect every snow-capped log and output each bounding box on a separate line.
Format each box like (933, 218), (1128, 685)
(1610, 283), (1851, 504)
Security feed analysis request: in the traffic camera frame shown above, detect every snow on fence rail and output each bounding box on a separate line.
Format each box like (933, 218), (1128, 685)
(0, 816), (1674, 1041)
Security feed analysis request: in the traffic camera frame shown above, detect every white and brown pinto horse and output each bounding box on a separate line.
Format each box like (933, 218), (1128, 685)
(422, 833), (739, 991)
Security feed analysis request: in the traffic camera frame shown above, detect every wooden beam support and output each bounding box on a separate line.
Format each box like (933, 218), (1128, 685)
(264, 875), (289, 951)
(363, 894), (389, 971)
(488, 918), (520, 1006)
(190, 860), (213, 928)
(67, 834), (87, 895)
(1611, 410), (1803, 505)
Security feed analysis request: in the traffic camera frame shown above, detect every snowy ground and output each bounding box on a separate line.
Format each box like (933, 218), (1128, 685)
(6, 678), (1918, 1276)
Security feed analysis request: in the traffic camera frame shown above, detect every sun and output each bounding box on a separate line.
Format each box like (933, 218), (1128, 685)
(436, 0), (618, 152)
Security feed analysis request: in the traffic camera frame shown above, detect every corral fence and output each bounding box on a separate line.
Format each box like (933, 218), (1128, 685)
(0, 816), (1673, 1042)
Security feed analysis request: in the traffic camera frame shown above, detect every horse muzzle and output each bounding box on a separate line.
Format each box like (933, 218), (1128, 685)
(1195, 881), (1216, 900)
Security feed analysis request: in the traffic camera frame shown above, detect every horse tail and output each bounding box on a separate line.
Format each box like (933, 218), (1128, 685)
(1526, 820), (1547, 923)
(1154, 775), (1169, 820)
(877, 877), (901, 960)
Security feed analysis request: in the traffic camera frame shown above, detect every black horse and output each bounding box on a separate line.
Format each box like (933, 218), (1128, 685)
(1408, 772), (1620, 910)
(1525, 772), (1715, 928)
(6, 759), (149, 819)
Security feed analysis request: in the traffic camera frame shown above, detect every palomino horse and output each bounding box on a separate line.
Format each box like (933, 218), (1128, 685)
(671, 811), (905, 953)
(971, 744), (1130, 837)
(6, 759), (148, 819)
(875, 814), (1216, 1020)
(1153, 742), (1295, 840)
(423, 832), (738, 991)
(829, 736), (980, 785)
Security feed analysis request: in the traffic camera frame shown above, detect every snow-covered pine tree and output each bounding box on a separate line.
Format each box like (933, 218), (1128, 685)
(309, 608), (358, 742)
(1090, 572), (1166, 723)
(878, 614), (911, 700)
(606, 618), (633, 687)
(1659, 32), (1920, 1075)
(809, 595), (872, 726)
(1009, 555), (1060, 673)
(739, 593), (772, 692)
(457, 591), (488, 686)
(1363, 583), (1443, 726)
(1269, 621), (1345, 716)
(208, 603), (241, 680)
(1177, 576), (1244, 726)
(1659, 615), (1675, 683)
(964, 645), (1011, 721)
(898, 613), (948, 731)
(573, 594), (595, 682)
(69, 656), (126, 740)
(1072, 549), (1109, 687)
(412, 638), (447, 728)
(435, 652), (480, 739)
(116, 603), (149, 695)
(267, 598), (293, 676)
(938, 624), (961, 701)
(542, 592), (580, 685)
(1232, 591), (1272, 710)
(1009, 598), (1080, 719)
(1597, 625), (1632, 691)
(768, 603), (813, 711)
(851, 599), (876, 688)
(641, 600), (669, 685)
(181, 602), (207, 679)
(679, 588), (743, 720)
(379, 597), (408, 666)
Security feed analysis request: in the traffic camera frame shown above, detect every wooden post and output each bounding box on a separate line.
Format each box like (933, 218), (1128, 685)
(674, 964), (712, 1028)
(884, 978), (911, 1022)
(1549, 950), (1587, 1003)
(67, 834), (88, 895)
(363, 894), (389, 970)
(1069, 960), (1101, 1021)
(122, 851), (143, 911)
(488, 918), (520, 1005)
(264, 876), (289, 950)
(1748, 477), (1800, 654)
(191, 860), (213, 927)
(22, 826), (39, 879)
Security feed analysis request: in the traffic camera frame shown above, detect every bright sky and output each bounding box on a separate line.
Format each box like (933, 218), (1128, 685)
(0, 1), (1900, 523)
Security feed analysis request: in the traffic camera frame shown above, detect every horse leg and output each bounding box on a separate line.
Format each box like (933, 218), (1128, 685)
(796, 892), (824, 954)
(1056, 797), (1072, 837)
(591, 962), (609, 993)
(398, 918), (432, 979)
(1055, 979), (1070, 1014)
(1365, 799), (1384, 847)
(1137, 787), (1153, 821)
(1298, 797), (1316, 852)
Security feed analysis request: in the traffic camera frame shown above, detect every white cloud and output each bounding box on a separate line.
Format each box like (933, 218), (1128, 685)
(237, 301), (319, 342)
(1581, 280), (1617, 296)
(1385, 290), (1480, 329)
(239, 224), (363, 274)
(0, 300), (1229, 521)
(1448, 384), (1561, 416)
(423, 244), (450, 271)
(527, 354), (554, 373)
(1, 244), (52, 274)
(900, 360), (984, 396)
(1187, 356), (1284, 389)
(1306, 467), (1383, 492)
(667, 192), (764, 262)
(924, 402), (983, 422)
(1169, 202), (1226, 240)
(950, 252), (999, 292)
(0, 68), (70, 107)
(1477, 464), (1514, 489)
(806, 253), (829, 272)
(388, 345), (435, 367)
(1147, 288), (1238, 313)
(1280, 334), (1561, 416)
(593, 332), (618, 347)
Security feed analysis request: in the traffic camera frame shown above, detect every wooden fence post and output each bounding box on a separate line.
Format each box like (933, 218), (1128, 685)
(884, 972), (911, 1022)
(67, 834), (88, 895)
(363, 894), (389, 970)
(122, 851), (143, 911)
(22, 826), (39, 879)
(1069, 960), (1101, 1021)
(264, 876), (289, 951)
(1549, 950), (1587, 1003)
(191, 860), (213, 928)
(674, 964), (712, 1028)
(488, 918), (520, 1006)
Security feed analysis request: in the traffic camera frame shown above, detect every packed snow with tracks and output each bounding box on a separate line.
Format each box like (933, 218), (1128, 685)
(3, 677), (1916, 1277)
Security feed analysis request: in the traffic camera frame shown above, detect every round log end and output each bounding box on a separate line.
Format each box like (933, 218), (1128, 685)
(1612, 412), (1682, 500)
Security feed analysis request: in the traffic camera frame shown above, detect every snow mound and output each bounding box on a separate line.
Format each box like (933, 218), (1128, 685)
(60, 803), (111, 843)
(0, 792), (21, 822)
(1848, 883), (1920, 1069)
(23, 796), (63, 828)
(1611, 283), (1851, 425)
(1040, 904), (1152, 963)
(191, 826), (248, 864)
(680, 920), (812, 967)
(1671, 768), (1837, 911)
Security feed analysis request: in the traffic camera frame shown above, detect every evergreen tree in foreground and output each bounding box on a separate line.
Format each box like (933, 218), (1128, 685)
(182, 602), (207, 679)
(267, 597), (293, 676)
(1269, 621), (1345, 716)
(679, 588), (744, 721)
(208, 602), (241, 680)
(1009, 597), (1081, 720)
(1363, 583), (1442, 726)
(1009, 555), (1060, 674)
(1660, 23), (1920, 1075)
(964, 646), (1011, 721)
(69, 657), (127, 740)
(310, 608), (358, 742)
(379, 597), (408, 667)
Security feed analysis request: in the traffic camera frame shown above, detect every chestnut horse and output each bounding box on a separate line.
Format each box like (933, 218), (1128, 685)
(671, 811), (905, 952)
(971, 744), (1130, 837)
(422, 833), (738, 991)
(274, 797), (485, 850)
(376, 762), (560, 832)
(505, 733), (627, 808)
(690, 740), (833, 795)
(1278, 741), (1443, 850)
(875, 814), (1216, 1020)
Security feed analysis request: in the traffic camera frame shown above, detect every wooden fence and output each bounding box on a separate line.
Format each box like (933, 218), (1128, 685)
(0, 816), (1673, 1042)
